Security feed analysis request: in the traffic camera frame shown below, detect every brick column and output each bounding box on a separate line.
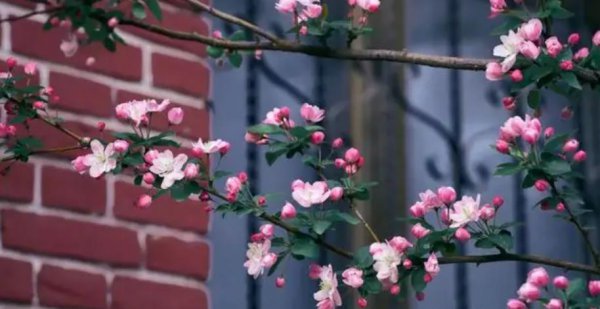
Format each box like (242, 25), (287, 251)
(0, 1), (212, 308)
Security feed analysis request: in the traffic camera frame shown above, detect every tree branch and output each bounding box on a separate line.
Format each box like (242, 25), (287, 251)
(0, 7), (59, 23)
(0, 144), (85, 162)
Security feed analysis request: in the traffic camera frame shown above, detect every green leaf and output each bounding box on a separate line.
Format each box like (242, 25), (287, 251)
(361, 275), (382, 294)
(247, 124), (284, 135)
(411, 268), (427, 292)
(207, 46), (224, 59)
(228, 30), (246, 41)
(541, 155), (571, 176)
(267, 252), (288, 276)
(266, 148), (288, 166)
(290, 236), (319, 259)
(474, 237), (496, 249)
(213, 170), (231, 180)
(123, 152), (144, 166)
(132, 1), (147, 19)
(490, 230), (513, 251)
(228, 52), (243, 68)
(561, 72), (582, 90)
(544, 133), (569, 153)
(494, 162), (523, 176)
(567, 278), (586, 298)
(527, 89), (541, 110)
(353, 246), (374, 268)
(143, 0), (162, 20)
(332, 212), (360, 225)
(312, 220), (332, 235)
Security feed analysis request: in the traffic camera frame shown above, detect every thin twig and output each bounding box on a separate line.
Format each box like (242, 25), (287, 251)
(184, 0), (282, 44)
(0, 7), (60, 23)
(0, 144), (85, 162)
(350, 201), (380, 242)
(37, 114), (84, 143)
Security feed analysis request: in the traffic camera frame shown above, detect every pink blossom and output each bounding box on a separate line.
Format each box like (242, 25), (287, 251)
(113, 140), (129, 153)
(299, 25), (308, 36)
(85, 57), (95, 66)
(148, 150), (188, 189)
(510, 70), (523, 82)
(485, 62), (504, 81)
(344, 148), (361, 163)
(419, 189), (443, 209)
(389, 236), (412, 253)
(329, 187), (344, 201)
(184, 163), (199, 179)
(589, 280), (600, 296)
(244, 239), (277, 278)
(356, 0), (380, 12)
(331, 138), (343, 149)
(502, 96), (516, 110)
(311, 131), (326, 144)
(168, 107), (184, 125)
(245, 132), (268, 144)
(390, 284), (400, 295)
(507, 299), (527, 309)
(496, 139), (510, 154)
(410, 223), (430, 239)
(83, 140), (118, 178)
(493, 195), (504, 207)
(518, 19), (543, 41)
(560, 60), (574, 71)
(449, 195), (481, 228)
(302, 4), (323, 18)
(212, 30), (223, 39)
(115, 99), (170, 126)
(489, 0), (507, 17)
(568, 33), (581, 45)
(300, 103), (325, 123)
(553, 276), (569, 289)
(71, 155), (88, 174)
(479, 205), (496, 220)
(275, 0), (296, 13)
(517, 282), (540, 302)
(60, 35), (79, 58)
(274, 277), (285, 288)
(409, 202), (427, 218)
(574, 150), (587, 162)
(403, 259), (413, 269)
(545, 36), (563, 58)
(192, 138), (230, 155)
(534, 179), (549, 192)
(263, 107), (288, 126)
(370, 242), (402, 284)
(455, 227), (471, 242)
(108, 17), (119, 28)
(519, 41), (540, 59)
(6, 57), (17, 70)
(563, 139), (579, 152)
(309, 263), (322, 280)
(33, 101), (46, 110)
(437, 186), (457, 204)
(342, 267), (364, 288)
(291, 180), (331, 207)
(424, 254), (440, 278)
(24, 62), (36, 75)
(137, 194), (152, 208)
(527, 267), (549, 287)
(144, 149), (159, 164)
(314, 265), (342, 309)
(544, 127), (555, 138)
(334, 158), (346, 169)
(593, 31), (600, 46)
(556, 202), (565, 212)
(494, 30), (523, 72)
(260, 224), (274, 239)
(226, 176), (243, 197)
(545, 299), (563, 309)
(357, 298), (367, 308)
(574, 47), (589, 61)
(281, 202), (297, 219)
(143, 172), (155, 184)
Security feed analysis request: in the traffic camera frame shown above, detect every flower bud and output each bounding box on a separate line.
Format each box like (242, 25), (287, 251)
(260, 224), (274, 238)
(563, 139), (579, 153)
(113, 140), (129, 153)
(281, 202), (297, 219)
(143, 172), (155, 185)
(310, 131), (325, 145)
(167, 107), (184, 125)
(108, 17), (119, 28)
(568, 33), (580, 45)
(33, 101), (46, 110)
(415, 292), (425, 301)
(437, 186), (456, 204)
(493, 195), (504, 207)
(534, 179), (549, 192)
(136, 194), (152, 208)
(574, 150), (587, 162)
(502, 97), (516, 111)
(344, 148), (361, 163)
(275, 277), (285, 288)
(200, 191), (211, 202)
(390, 285), (400, 295)
(357, 298), (367, 308)
(455, 227), (471, 242)
(506, 299), (526, 309)
(546, 299), (563, 309)
(6, 57), (17, 70)
(257, 196), (266, 206)
(334, 158), (346, 168)
(329, 187), (344, 201)
(403, 259), (413, 269)
(238, 172), (248, 183)
(496, 139), (510, 154)
(96, 121), (106, 132)
(184, 163), (199, 179)
(561, 106), (573, 120)
(85, 57), (95, 66)
(544, 127), (555, 138)
(553, 276), (569, 289)
(479, 205), (496, 220)
(560, 60), (574, 71)
(527, 267), (549, 287)
(556, 202), (565, 213)
(510, 70), (523, 82)
(332, 138), (343, 149)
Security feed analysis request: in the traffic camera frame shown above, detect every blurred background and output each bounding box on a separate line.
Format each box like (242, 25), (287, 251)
(0, 0), (599, 308)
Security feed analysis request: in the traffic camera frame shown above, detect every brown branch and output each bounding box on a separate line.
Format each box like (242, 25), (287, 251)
(184, 0), (282, 44)
(350, 201), (380, 243)
(0, 144), (85, 162)
(37, 114), (84, 143)
(0, 7), (60, 23)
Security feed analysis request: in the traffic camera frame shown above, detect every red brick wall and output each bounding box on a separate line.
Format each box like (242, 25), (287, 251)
(0, 1), (212, 308)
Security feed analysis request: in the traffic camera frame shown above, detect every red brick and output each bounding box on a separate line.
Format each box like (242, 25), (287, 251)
(0, 257), (33, 303)
(38, 265), (107, 309)
(0, 162), (34, 203)
(11, 18), (142, 81)
(146, 235), (209, 280)
(13, 120), (101, 160)
(49, 72), (113, 117)
(152, 53), (210, 97)
(2, 209), (142, 266)
(42, 166), (106, 214)
(116, 90), (210, 140)
(112, 276), (208, 309)
(114, 181), (209, 233)
(121, 9), (208, 56)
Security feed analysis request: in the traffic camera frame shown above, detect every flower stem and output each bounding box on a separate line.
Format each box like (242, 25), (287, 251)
(350, 201), (380, 243)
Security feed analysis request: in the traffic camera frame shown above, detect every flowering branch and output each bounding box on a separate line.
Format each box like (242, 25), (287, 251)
(0, 145), (85, 162)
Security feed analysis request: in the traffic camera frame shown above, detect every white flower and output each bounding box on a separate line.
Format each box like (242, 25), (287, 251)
(493, 30), (523, 72)
(191, 138), (229, 154)
(243, 239), (277, 279)
(370, 242), (402, 284)
(148, 150), (188, 189)
(449, 195), (481, 228)
(83, 140), (117, 178)
(291, 180), (331, 208)
(115, 99), (170, 126)
(313, 265), (342, 309)
(59, 35), (79, 58)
